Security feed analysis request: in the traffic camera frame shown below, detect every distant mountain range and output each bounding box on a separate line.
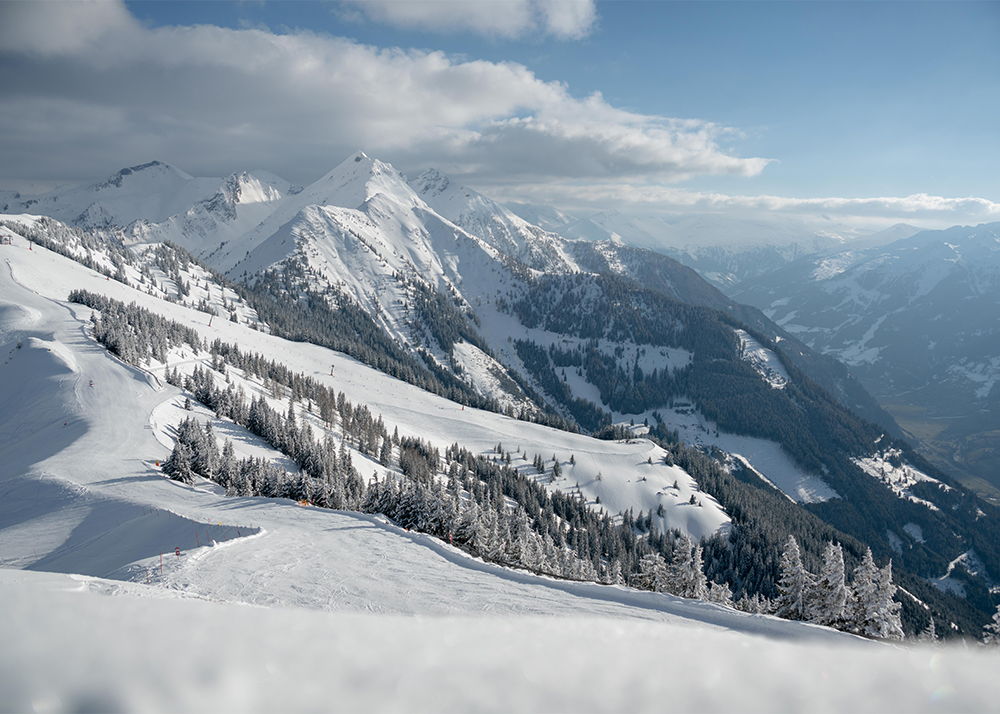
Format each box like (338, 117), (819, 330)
(731, 222), (1000, 498)
(503, 203), (911, 289)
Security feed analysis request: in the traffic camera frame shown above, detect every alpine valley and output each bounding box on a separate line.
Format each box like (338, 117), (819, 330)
(730, 223), (1000, 503)
(3, 153), (1000, 710)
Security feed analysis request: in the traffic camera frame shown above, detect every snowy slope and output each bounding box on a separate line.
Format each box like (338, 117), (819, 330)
(127, 170), (292, 260)
(10, 569), (998, 714)
(410, 169), (578, 272)
(0, 217), (728, 560)
(736, 329), (790, 390)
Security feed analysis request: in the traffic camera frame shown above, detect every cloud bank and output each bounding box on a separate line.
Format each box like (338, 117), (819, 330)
(0, 0), (758, 189)
(338, 0), (599, 40)
(487, 183), (1000, 227)
(0, 1), (994, 227)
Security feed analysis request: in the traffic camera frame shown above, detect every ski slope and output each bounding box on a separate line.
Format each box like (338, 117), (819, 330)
(3, 231), (1000, 711)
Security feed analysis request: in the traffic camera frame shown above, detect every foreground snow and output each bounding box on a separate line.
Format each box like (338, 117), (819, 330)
(3, 569), (996, 713)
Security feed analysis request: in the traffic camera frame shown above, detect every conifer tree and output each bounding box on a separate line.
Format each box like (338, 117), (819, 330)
(810, 542), (847, 627)
(872, 560), (904, 640)
(918, 617), (938, 644)
(847, 548), (903, 640)
(163, 442), (195, 485)
(634, 552), (668, 592)
(665, 534), (708, 599)
(775, 535), (812, 621)
(983, 605), (1000, 645)
(707, 580), (734, 607)
(218, 439), (236, 490)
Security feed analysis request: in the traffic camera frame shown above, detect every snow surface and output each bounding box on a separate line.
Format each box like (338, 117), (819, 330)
(926, 550), (995, 600)
(853, 448), (951, 512)
(7, 568), (999, 714)
(735, 329), (790, 389)
(4, 218), (1000, 711)
(655, 402), (840, 504)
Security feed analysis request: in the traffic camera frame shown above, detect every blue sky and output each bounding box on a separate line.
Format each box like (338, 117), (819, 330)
(1, 1), (998, 227)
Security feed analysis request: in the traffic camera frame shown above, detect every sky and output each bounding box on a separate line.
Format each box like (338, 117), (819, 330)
(0, 0), (998, 228)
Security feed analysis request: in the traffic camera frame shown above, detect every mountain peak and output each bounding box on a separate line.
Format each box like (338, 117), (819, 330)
(410, 168), (451, 198)
(307, 152), (417, 211)
(96, 160), (193, 191)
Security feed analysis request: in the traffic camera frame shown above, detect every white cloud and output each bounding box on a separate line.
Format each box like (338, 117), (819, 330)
(483, 182), (1000, 227)
(0, 0), (762, 189)
(0, 0), (138, 57)
(7, 2), (989, 230)
(338, 0), (598, 39)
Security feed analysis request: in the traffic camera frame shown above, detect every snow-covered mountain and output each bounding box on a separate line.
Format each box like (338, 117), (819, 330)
(9, 151), (1000, 706)
(2, 161), (223, 230)
(503, 200), (577, 233)
(125, 170), (294, 258)
(0, 220), (853, 711)
(410, 169), (577, 273)
(731, 222), (1000, 494)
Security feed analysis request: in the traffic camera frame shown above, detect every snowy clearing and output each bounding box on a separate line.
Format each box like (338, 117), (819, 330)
(735, 329), (790, 389)
(853, 448), (950, 512)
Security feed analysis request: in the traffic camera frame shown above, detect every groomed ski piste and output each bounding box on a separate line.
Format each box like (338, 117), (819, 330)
(2, 228), (999, 712)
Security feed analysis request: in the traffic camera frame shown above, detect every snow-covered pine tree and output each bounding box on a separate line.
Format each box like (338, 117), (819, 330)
(918, 617), (938, 644)
(735, 592), (771, 614)
(707, 580), (734, 606)
(218, 439), (237, 490)
(664, 534), (709, 599)
(633, 552), (668, 592)
(163, 441), (195, 485)
(983, 605), (1000, 645)
(809, 542), (848, 627)
(686, 544), (710, 600)
(664, 534), (691, 594)
(775, 535), (812, 621)
(196, 420), (220, 479)
(845, 547), (877, 635)
(874, 560), (904, 640)
(847, 548), (903, 640)
(609, 558), (625, 586)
